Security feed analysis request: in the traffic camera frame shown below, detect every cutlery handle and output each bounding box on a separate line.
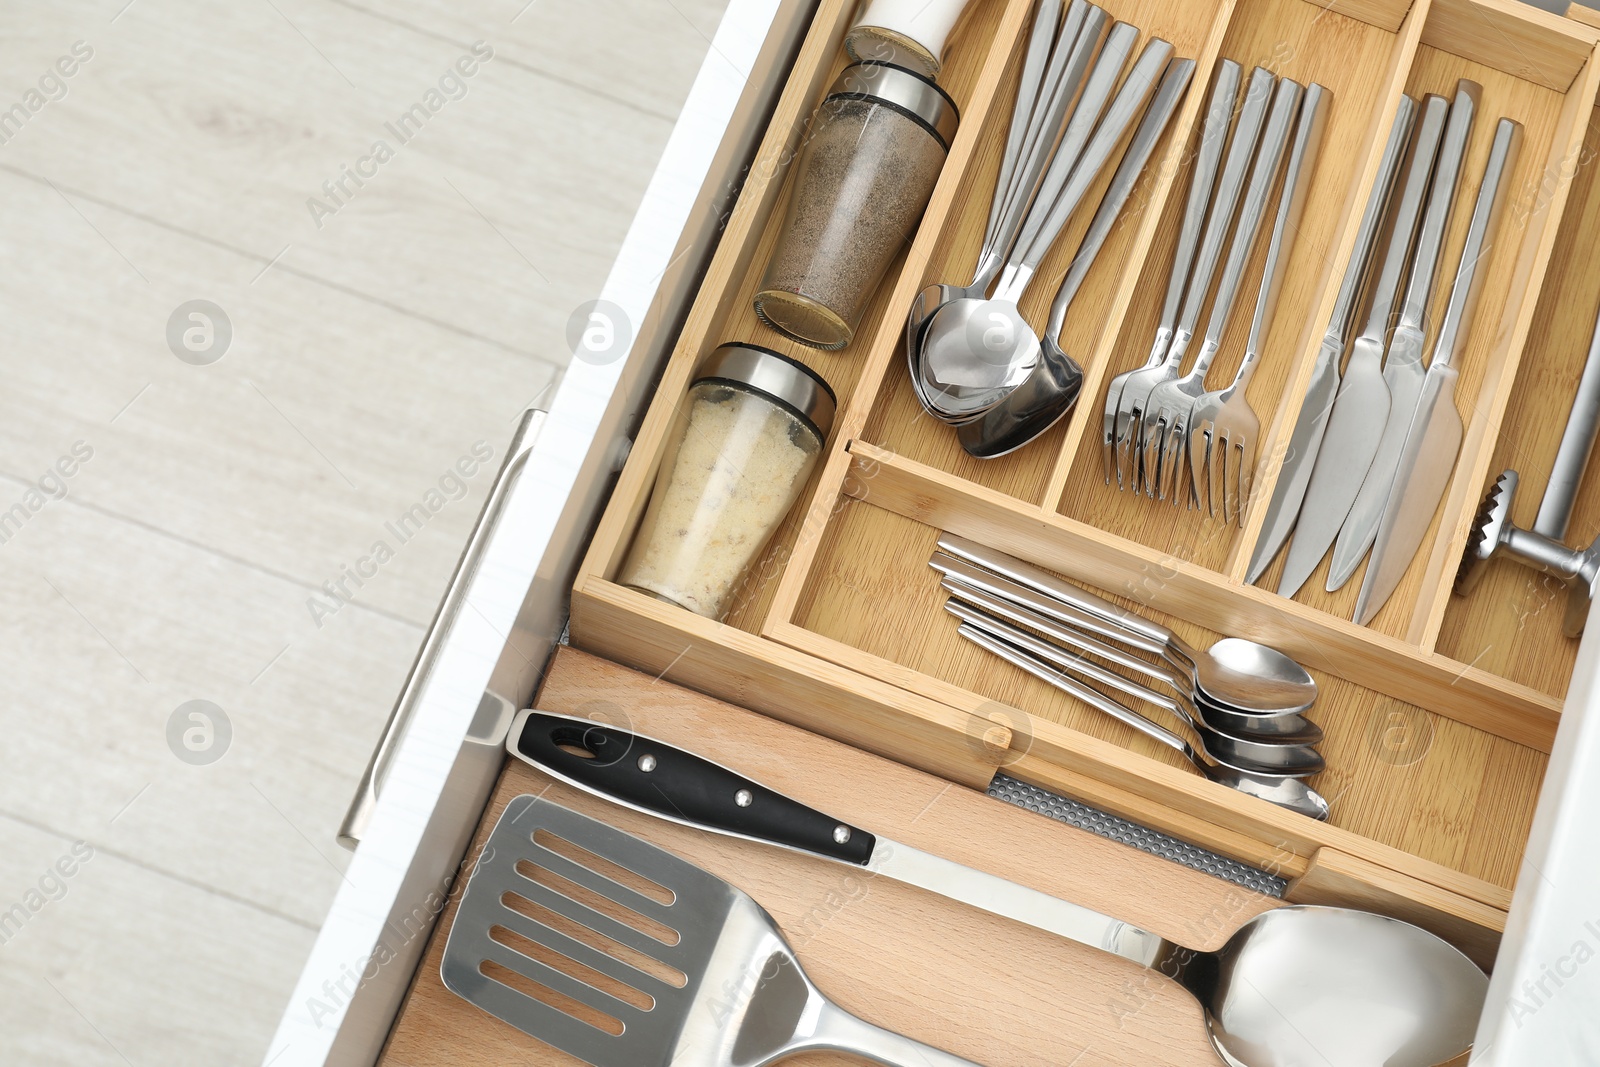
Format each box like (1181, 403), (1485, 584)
(807, 1001), (986, 1067)
(937, 534), (1179, 650)
(1326, 95), (1417, 345)
(958, 624), (1189, 756)
(980, 0), (1070, 274)
(1238, 83), (1328, 388)
(1357, 93), (1451, 343)
(508, 710), (875, 865)
(1046, 56), (1195, 339)
(1159, 60), (1239, 348)
(999, 21), (1140, 293)
(1430, 117), (1521, 371)
(1018, 34), (1173, 276)
(1396, 81), (1479, 332)
(1167, 66), (1276, 355)
(1195, 78), (1300, 367)
(1536, 302), (1600, 539)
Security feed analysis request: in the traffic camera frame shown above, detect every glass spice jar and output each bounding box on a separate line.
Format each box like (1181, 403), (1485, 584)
(619, 343), (836, 619)
(754, 62), (958, 351)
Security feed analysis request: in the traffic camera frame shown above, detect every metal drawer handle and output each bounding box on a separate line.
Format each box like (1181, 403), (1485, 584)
(338, 407), (546, 850)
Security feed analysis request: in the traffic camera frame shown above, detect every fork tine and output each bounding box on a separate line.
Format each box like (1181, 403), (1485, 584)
(1235, 434), (1256, 526)
(1162, 419), (1186, 507)
(1102, 380), (1126, 484)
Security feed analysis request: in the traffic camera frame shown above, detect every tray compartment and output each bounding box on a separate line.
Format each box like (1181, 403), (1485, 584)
(782, 489), (1544, 895)
(862, 0), (1231, 505)
(1049, 0), (1419, 574)
(1246, 13), (1587, 642)
(1435, 102), (1600, 697)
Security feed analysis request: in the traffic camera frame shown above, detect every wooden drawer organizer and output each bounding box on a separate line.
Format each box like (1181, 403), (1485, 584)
(574, 0), (1600, 965)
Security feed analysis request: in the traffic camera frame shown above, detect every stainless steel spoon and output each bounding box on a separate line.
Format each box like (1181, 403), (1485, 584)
(957, 56), (1195, 457)
(920, 25), (1152, 413)
(907, 2), (1108, 414)
(936, 533), (1318, 714)
(960, 623), (1332, 823)
(949, 597), (1325, 776)
(937, 570), (1323, 742)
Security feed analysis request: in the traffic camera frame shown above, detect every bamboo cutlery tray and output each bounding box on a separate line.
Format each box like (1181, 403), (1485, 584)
(573, 0), (1600, 962)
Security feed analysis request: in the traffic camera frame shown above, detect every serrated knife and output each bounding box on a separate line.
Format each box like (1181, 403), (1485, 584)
(1276, 93), (1451, 599)
(1354, 116), (1522, 625)
(1245, 96), (1416, 585)
(1329, 81), (1481, 592)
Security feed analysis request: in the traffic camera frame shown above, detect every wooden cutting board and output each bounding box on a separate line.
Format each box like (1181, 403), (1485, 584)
(379, 646), (1279, 1065)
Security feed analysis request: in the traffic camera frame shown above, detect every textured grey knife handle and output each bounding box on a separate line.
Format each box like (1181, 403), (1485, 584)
(1535, 303), (1600, 539)
(1327, 95), (1417, 343)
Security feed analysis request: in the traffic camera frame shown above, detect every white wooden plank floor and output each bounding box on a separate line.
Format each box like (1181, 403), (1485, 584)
(0, 1), (726, 1062)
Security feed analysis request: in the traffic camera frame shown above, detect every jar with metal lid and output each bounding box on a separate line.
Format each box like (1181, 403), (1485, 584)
(754, 62), (958, 351)
(619, 343), (836, 619)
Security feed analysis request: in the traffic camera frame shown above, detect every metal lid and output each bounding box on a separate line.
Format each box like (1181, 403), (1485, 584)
(825, 61), (959, 149)
(693, 343), (836, 438)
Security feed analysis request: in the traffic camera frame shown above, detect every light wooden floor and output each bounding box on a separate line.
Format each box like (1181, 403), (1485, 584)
(0, 1), (725, 1063)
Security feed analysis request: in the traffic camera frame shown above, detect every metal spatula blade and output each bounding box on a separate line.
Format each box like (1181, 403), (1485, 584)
(441, 796), (983, 1067)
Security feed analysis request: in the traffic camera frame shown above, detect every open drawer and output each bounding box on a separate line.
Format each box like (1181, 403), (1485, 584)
(276, 0), (1600, 1063)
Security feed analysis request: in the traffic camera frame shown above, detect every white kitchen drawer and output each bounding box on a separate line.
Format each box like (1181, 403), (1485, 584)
(269, 0), (1600, 1062)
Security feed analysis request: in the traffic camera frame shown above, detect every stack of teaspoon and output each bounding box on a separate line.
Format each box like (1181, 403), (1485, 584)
(908, 0), (1194, 458)
(929, 533), (1332, 820)
(1103, 64), (1331, 518)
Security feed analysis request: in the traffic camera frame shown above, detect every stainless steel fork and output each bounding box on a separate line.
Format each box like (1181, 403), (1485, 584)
(1146, 76), (1299, 507)
(1190, 84), (1328, 522)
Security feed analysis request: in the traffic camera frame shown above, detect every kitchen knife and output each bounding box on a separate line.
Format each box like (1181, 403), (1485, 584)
(1354, 117), (1522, 626)
(506, 709), (1156, 951)
(1245, 96), (1417, 585)
(1276, 93), (1451, 599)
(1329, 81), (1481, 592)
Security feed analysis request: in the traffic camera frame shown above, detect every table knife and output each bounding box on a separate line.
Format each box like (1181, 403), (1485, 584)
(1245, 96), (1416, 585)
(1276, 93), (1451, 599)
(506, 709), (1161, 955)
(1329, 81), (1480, 592)
(1354, 117), (1522, 625)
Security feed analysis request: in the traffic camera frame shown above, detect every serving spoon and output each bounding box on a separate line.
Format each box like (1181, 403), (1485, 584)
(512, 712), (1483, 1067)
(935, 534), (1318, 714)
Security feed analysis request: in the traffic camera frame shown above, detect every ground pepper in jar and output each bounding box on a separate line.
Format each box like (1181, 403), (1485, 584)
(619, 344), (836, 619)
(755, 62), (957, 350)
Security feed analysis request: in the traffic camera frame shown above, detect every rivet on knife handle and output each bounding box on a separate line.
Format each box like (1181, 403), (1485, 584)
(509, 710), (875, 865)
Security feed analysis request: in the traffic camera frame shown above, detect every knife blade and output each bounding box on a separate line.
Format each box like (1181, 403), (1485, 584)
(1329, 81), (1480, 592)
(1276, 93), (1451, 599)
(1245, 95), (1417, 585)
(505, 709), (1162, 958)
(1354, 116), (1522, 626)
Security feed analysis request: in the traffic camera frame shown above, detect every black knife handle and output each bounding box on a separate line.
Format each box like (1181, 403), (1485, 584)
(509, 710), (874, 866)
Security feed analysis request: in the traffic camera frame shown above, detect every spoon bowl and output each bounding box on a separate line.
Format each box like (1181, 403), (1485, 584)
(1191, 637), (1318, 715)
(1178, 906), (1488, 1067)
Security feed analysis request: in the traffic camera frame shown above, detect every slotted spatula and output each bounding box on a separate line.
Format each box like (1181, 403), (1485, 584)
(441, 795), (984, 1067)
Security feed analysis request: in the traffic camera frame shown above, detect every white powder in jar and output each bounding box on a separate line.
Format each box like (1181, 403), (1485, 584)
(620, 382), (822, 618)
